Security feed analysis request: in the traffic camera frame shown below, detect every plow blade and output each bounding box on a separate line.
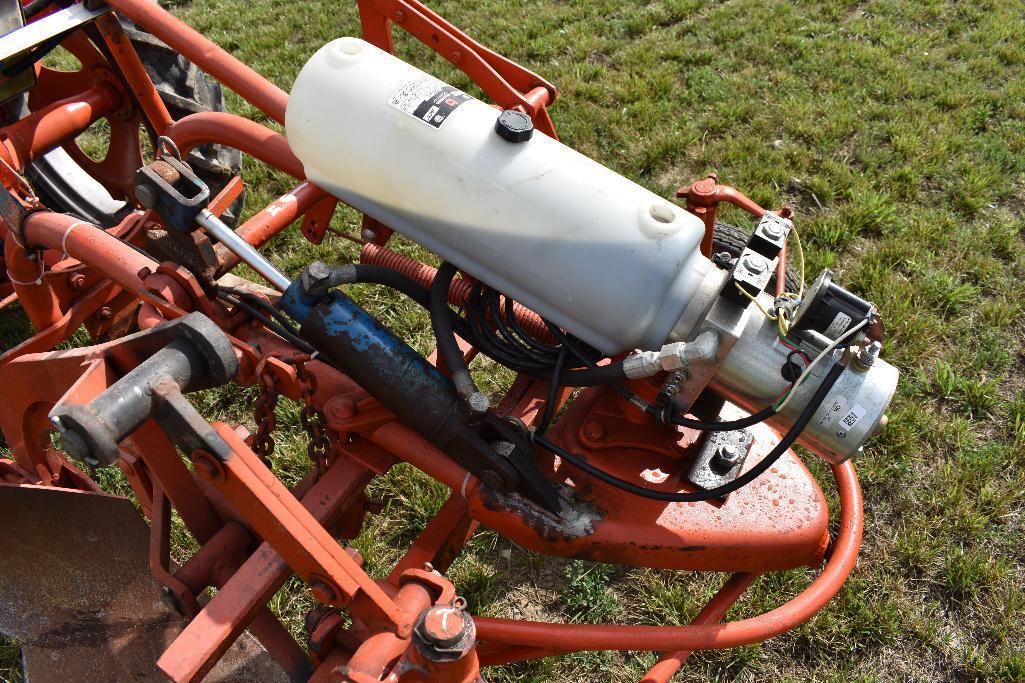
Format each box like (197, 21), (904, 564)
(0, 484), (287, 682)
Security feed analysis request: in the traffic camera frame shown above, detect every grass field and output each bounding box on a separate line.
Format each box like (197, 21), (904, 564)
(3, 0), (1025, 681)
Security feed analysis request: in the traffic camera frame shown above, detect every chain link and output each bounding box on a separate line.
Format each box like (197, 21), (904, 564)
(251, 355), (332, 473)
(252, 369), (280, 464)
(295, 355), (331, 474)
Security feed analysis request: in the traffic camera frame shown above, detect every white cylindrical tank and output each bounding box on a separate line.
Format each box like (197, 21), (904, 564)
(286, 38), (710, 354)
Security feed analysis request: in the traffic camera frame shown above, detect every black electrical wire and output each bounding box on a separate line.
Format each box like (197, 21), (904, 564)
(216, 291), (316, 355)
(218, 286), (303, 336)
(532, 360), (847, 503)
(459, 282), (628, 386)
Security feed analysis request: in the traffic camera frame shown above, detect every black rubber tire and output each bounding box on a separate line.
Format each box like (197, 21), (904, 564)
(15, 21), (244, 227)
(711, 220), (802, 295)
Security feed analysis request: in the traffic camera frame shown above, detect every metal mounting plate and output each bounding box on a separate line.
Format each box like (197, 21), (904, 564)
(687, 429), (754, 495)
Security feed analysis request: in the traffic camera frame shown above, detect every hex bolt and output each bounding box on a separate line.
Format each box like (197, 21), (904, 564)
(854, 341), (882, 372)
(711, 443), (743, 473)
(360, 227), (378, 242)
(301, 260), (334, 296)
(762, 218), (783, 242)
(325, 396), (357, 422)
(97, 306), (113, 320)
(69, 273), (87, 290)
(742, 254), (767, 274)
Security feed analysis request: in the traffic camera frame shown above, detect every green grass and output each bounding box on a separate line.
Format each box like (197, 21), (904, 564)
(3, 0), (1025, 681)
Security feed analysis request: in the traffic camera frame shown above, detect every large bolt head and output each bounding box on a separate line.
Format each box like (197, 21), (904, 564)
(301, 261), (334, 296)
(711, 443), (744, 473)
(760, 219), (785, 239)
(742, 254), (767, 274)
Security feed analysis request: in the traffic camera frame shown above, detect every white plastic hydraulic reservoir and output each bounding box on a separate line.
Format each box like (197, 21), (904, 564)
(286, 38), (710, 354)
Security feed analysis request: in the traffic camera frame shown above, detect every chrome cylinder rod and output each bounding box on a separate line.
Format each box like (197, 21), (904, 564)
(196, 209), (291, 291)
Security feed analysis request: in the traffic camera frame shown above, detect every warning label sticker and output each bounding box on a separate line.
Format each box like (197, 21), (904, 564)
(389, 76), (470, 129)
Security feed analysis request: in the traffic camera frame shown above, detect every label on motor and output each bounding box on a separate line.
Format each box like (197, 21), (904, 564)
(836, 403), (867, 438)
(389, 76), (470, 128)
(824, 311), (852, 338)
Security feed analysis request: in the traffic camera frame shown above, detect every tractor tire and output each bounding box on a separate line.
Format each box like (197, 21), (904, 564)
(14, 21), (244, 227)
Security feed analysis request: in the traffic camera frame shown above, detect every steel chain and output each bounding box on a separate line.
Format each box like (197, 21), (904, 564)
(295, 355), (331, 474)
(252, 369), (279, 463)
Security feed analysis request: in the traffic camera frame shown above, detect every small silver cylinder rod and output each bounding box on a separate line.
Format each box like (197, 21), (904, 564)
(196, 209), (292, 292)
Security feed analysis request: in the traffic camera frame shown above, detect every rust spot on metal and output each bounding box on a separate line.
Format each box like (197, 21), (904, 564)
(479, 485), (603, 542)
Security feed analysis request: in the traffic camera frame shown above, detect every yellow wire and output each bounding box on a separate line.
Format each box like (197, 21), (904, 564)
(737, 218), (805, 326)
(734, 282), (777, 319)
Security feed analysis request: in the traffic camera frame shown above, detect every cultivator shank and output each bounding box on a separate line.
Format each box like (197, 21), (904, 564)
(0, 1), (891, 681)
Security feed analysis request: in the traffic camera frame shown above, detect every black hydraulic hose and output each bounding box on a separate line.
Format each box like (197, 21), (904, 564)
(671, 404), (777, 432)
(532, 360), (847, 502)
(537, 346), (568, 435)
(545, 321), (778, 431)
(431, 262), (480, 402)
(561, 361), (627, 387)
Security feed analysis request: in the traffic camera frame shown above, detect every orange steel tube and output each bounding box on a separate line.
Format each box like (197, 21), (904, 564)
(237, 182), (326, 248)
(345, 582), (434, 677)
(370, 422), (476, 495)
(3, 231), (61, 329)
(640, 572), (759, 683)
(165, 112), (304, 179)
(473, 461), (862, 651)
(95, 13), (175, 134)
(106, 0), (288, 125)
(217, 182), (327, 270)
(0, 84), (119, 170)
(19, 213), (186, 316)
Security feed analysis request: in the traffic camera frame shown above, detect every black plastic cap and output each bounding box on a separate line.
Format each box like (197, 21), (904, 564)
(495, 109), (533, 143)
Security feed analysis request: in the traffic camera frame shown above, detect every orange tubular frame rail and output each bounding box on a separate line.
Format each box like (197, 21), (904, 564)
(0, 1), (865, 682)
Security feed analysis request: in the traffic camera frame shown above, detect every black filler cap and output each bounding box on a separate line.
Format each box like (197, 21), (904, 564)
(495, 109), (533, 143)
